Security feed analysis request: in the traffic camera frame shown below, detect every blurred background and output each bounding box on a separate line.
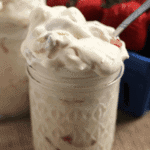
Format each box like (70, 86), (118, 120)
(0, 0), (150, 150)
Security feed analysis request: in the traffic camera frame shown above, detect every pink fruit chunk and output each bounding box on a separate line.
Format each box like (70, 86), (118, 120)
(110, 38), (122, 48)
(62, 135), (72, 144)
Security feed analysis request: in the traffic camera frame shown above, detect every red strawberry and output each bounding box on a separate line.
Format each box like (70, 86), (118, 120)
(47, 0), (67, 6)
(76, 0), (104, 21)
(147, 10), (150, 24)
(101, 2), (148, 52)
(47, 0), (104, 21)
(132, 0), (146, 4)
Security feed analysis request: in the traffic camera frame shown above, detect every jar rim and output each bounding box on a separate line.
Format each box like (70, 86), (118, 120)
(26, 64), (124, 90)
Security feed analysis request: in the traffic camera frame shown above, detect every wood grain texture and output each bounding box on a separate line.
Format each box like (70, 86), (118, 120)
(0, 110), (150, 150)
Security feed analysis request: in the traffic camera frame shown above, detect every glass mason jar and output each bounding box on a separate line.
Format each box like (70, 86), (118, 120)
(26, 63), (124, 150)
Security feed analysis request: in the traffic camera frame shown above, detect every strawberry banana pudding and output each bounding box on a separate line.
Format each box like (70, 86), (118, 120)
(21, 5), (129, 150)
(0, 0), (46, 119)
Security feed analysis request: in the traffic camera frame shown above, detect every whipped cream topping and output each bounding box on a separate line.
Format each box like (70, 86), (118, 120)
(0, 0), (46, 39)
(21, 5), (129, 77)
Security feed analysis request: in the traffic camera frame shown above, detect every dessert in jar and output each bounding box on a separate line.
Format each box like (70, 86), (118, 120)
(21, 5), (129, 150)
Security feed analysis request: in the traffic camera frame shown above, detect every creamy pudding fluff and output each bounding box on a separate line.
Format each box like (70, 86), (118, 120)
(21, 5), (129, 77)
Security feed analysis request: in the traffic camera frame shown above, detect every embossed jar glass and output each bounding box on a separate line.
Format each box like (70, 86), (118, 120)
(0, 38), (29, 119)
(26, 63), (124, 150)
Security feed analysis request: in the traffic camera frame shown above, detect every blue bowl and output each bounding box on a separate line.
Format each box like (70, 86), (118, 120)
(118, 25), (150, 117)
(118, 52), (150, 117)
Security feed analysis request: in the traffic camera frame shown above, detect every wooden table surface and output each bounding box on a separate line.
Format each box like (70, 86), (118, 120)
(0, 109), (150, 150)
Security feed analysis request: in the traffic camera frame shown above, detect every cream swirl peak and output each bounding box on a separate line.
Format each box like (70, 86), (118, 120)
(21, 5), (129, 76)
(0, 0), (46, 39)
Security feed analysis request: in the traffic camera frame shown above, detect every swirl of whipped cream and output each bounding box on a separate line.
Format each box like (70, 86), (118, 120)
(21, 5), (129, 77)
(0, 0), (46, 39)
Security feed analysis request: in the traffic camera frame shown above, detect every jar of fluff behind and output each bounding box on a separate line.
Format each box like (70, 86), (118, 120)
(0, 0), (46, 119)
